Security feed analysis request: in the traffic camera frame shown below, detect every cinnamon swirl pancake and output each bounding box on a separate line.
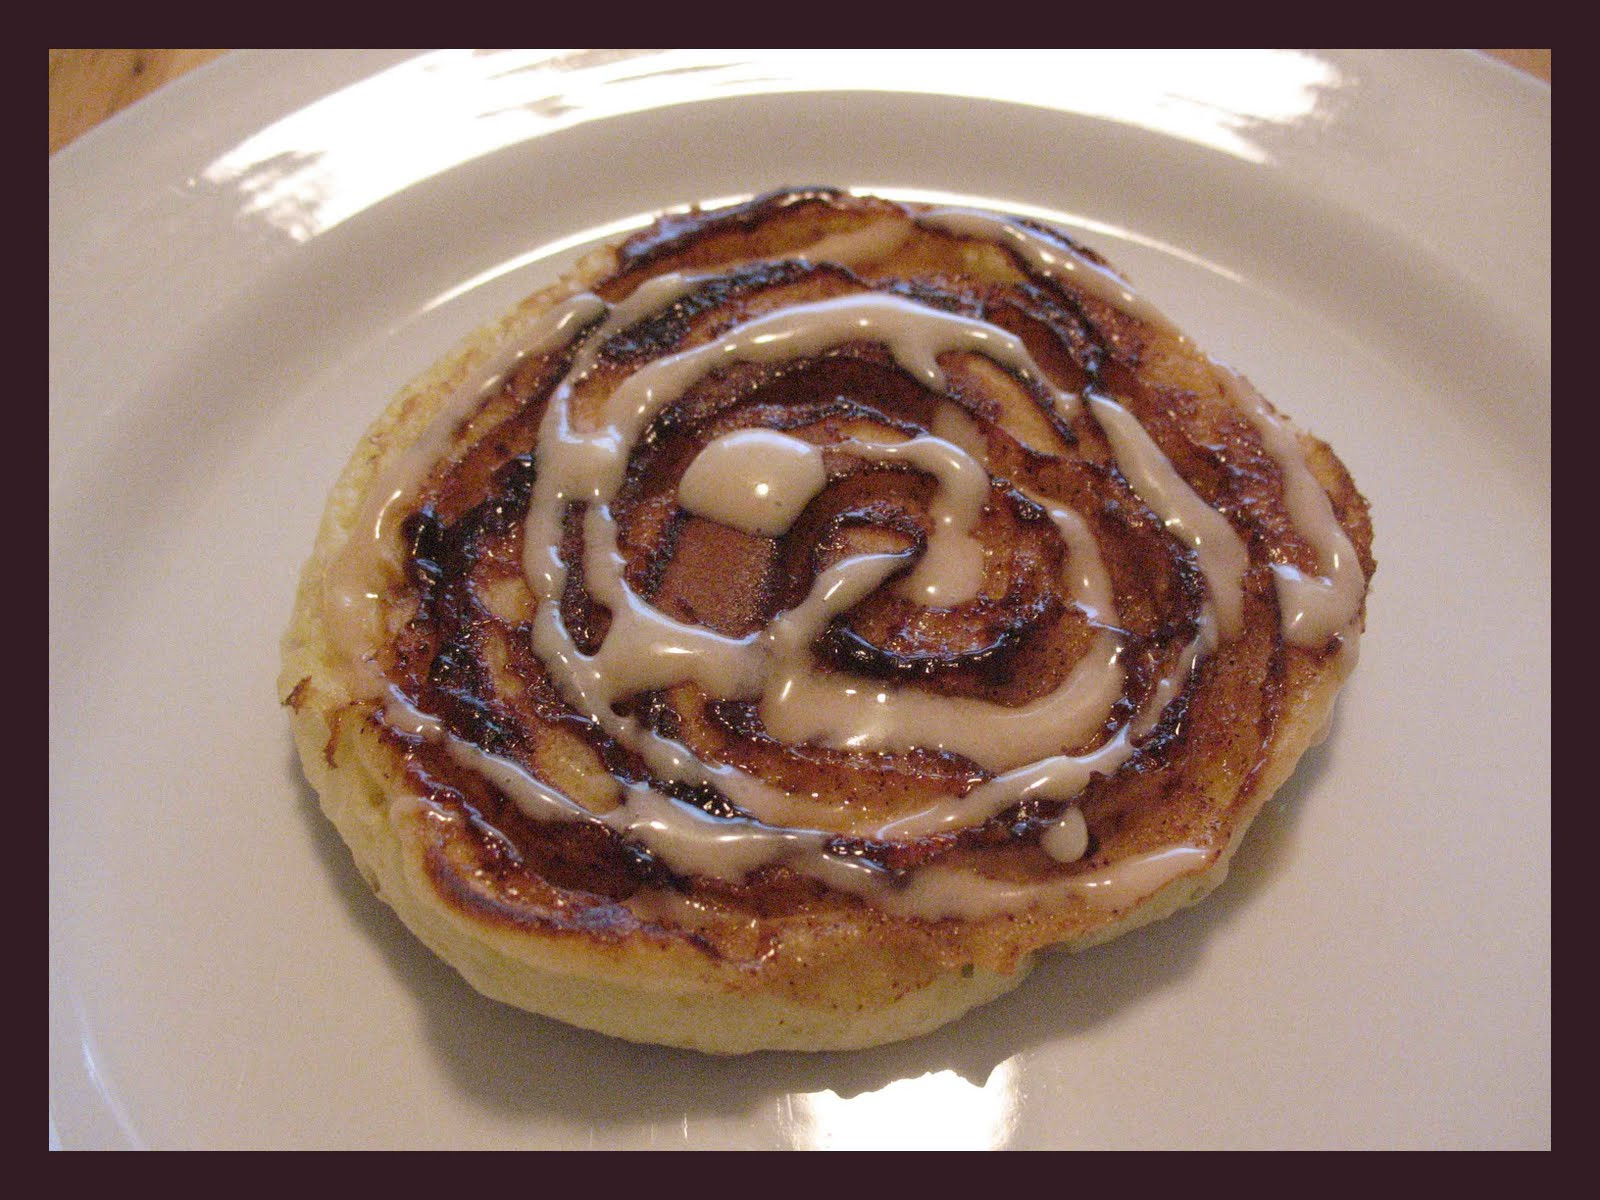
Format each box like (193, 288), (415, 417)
(280, 188), (1374, 1053)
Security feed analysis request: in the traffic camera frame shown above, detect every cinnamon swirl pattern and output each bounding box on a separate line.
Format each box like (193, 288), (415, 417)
(281, 188), (1374, 1052)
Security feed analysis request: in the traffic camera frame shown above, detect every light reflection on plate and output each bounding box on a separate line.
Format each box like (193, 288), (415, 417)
(197, 49), (1341, 242)
(782, 1062), (1023, 1151)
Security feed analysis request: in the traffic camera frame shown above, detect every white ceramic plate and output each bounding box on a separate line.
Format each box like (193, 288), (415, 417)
(50, 50), (1550, 1150)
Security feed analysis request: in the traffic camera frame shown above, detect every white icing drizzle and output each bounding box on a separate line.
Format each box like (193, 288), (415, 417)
(844, 435), (990, 607)
(917, 207), (1182, 337)
(787, 216), (911, 268)
(679, 429), (827, 537)
(1040, 806), (1089, 863)
(1218, 367), (1365, 647)
(387, 698), (1216, 919)
(880, 845), (1214, 920)
(1087, 391), (1249, 641)
(322, 292), (607, 700)
(761, 605), (1126, 771)
(877, 629), (1208, 839)
(319, 208), (1367, 924)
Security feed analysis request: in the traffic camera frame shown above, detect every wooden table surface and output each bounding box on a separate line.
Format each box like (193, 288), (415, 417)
(48, 49), (1551, 157)
(49, 49), (229, 154)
